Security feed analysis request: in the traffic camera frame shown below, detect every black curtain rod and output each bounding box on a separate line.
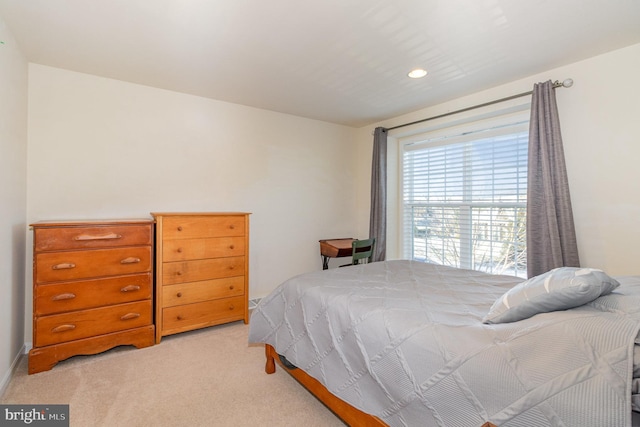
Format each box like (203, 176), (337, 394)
(386, 79), (573, 132)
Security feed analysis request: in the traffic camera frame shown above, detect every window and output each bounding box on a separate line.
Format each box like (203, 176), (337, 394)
(401, 119), (528, 277)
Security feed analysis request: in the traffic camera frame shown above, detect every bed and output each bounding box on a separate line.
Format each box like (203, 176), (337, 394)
(248, 260), (640, 426)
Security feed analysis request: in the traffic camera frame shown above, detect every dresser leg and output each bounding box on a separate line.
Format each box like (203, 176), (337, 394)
(28, 326), (155, 374)
(28, 348), (60, 374)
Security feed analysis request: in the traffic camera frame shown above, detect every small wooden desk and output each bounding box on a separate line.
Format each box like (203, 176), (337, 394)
(319, 238), (355, 270)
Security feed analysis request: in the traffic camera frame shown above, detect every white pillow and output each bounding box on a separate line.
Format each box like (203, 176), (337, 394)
(483, 267), (620, 324)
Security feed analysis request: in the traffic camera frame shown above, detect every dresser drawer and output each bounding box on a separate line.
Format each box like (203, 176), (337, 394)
(162, 236), (245, 262)
(162, 276), (244, 307)
(35, 246), (152, 283)
(162, 296), (245, 333)
(162, 216), (245, 240)
(162, 256), (245, 285)
(35, 273), (152, 315)
(34, 223), (152, 252)
(34, 300), (152, 347)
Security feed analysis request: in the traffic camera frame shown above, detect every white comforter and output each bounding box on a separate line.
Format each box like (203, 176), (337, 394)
(248, 260), (640, 427)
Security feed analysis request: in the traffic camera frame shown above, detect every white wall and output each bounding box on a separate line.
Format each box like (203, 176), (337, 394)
(0, 17), (28, 393)
(356, 43), (640, 276)
(25, 64), (358, 341)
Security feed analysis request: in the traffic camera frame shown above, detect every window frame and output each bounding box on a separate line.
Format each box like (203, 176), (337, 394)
(397, 104), (531, 277)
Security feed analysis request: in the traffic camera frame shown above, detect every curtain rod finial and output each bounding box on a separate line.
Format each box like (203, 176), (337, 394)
(562, 78), (573, 88)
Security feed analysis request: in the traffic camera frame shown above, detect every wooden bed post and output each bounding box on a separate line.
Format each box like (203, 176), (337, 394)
(265, 344), (276, 374)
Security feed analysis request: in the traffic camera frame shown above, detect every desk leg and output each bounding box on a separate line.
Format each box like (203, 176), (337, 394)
(322, 256), (329, 270)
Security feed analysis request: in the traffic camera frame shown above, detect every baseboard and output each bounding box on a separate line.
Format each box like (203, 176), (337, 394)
(0, 344), (26, 398)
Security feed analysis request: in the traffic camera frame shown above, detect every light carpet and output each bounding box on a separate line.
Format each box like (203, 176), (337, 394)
(1, 322), (346, 427)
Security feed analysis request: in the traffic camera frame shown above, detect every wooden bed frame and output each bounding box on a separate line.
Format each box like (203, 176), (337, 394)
(264, 344), (497, 427)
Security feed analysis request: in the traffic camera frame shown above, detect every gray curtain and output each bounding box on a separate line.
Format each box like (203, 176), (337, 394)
(369, 127), (387, 262)
(526, 80), (580, 278)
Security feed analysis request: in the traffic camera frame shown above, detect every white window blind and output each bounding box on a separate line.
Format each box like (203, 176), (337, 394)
(402, 121), (528, 277)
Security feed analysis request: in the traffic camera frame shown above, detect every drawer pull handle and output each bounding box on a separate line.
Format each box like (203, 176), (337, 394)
(229, 285), (234, 290)
(51, 293), (76, 301)
(229, 304), (235, 310)
(177, 315), (184, 320)
(74, 233), (122, 241)
(177, 248), (183, 253)
(229, 225), (235, 230)
(177, 292), (183, 297)
(120, 313), (141, 321)
(177, 226), (183, 231)
(52, 324), (76, 333)
(229, 245), (235, 250)
(176, 271), (183, 276)
(121, 285), (141, 292)
(52, 263), (76, 270)
(120, 257), (141, 264)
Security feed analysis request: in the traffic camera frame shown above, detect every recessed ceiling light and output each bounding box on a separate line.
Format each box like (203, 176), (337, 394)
(408, 68), (428, 79)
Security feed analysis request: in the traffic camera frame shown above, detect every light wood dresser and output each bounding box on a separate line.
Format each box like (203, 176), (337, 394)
(152, 212), (250, 343)
(29, 219), (155, 374)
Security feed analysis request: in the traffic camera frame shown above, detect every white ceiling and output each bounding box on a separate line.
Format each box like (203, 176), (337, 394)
(1, 0), (639, 127)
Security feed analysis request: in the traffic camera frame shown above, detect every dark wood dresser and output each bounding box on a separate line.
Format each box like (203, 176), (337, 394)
(29, 219), (155, 374)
